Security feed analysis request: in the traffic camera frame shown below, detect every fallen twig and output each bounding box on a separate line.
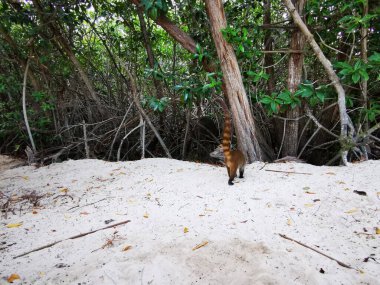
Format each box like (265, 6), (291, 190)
(279, 233), (353, 269)
(13, 220), (131, 259)
(259, 163), (268, 170)
(265, 169), (312, 175)
(67, 197), (114, 212)
(53, 194), (74, 201)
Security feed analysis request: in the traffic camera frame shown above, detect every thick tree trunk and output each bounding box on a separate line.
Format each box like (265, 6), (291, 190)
(283, 0), (353, 165)
(130, 0), (273, 161)
(204, 0), (263, 162)
(282, 0), (306, 157)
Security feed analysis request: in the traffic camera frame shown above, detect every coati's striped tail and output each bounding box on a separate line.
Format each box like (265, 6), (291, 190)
(215, 98), (232, 162)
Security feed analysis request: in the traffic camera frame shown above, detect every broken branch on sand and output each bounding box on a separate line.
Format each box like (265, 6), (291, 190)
(279, 233), (353, 269)
(13, 220), (131, 259)
(265, 169), (312, 175)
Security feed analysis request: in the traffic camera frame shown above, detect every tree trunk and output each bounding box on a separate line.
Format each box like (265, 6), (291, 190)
(204, 0), (263, 162)
(136, 9), (165, 127)
(282, 0), (306, 157)
(283, 0), (353, 165)
(130, 0), (273, 161)
(22, 59), (37, 153)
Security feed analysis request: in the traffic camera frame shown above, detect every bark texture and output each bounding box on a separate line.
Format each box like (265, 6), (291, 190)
(130, 0), (196, 54)
(283, 0), (353, 165)
(282, 0), (306, 157)
(204, 0), (263, 162)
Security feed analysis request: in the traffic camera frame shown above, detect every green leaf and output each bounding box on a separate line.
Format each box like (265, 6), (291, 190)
(310, 97), (318, 107)
(335, 61), (352, 70)
(156, 0), (163, 9)
(359, 69), (369, 81)
(339, 69), (351, 76)
(142, 0), (153, 10)
(150, 7), (157, 19)
(196, 43), (201, 53)
(352, 72), (360, 83)
(299, 86), (314, 98)
(32, 91), (45, 102)
(261, 72), (270, 80)
(246, 71), (255, 77)
(260, 96), (273, 104)
(278, 91), (291, 104)
(316, 91), (325, 103)
(354, 60), (362, 70)
(270, 101), (278, 113)
(368, 52), (380, 64)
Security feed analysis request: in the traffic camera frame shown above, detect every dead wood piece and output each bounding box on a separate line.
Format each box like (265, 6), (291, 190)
(279, 233), (354, 269)
(13, 220), (131, 259)
(265, 169), (312, 175)
(53, 194), (74, 201)
(274, 156), (305, 163)
(67, 197), (113, 212)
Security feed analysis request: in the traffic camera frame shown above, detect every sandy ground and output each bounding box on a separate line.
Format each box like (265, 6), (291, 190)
(0, 157), (379, 285)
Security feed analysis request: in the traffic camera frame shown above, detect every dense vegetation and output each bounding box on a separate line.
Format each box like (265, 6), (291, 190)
(0, 0), (379, 165)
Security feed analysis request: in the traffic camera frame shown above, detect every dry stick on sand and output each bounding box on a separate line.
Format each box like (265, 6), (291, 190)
(13, 220), (131, 259)
(279, 234), (354, 269)
(265, 169), (312, 175)
(67, 197), (113, 212)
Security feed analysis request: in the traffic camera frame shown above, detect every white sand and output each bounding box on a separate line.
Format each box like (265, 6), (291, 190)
(0, 157), (379, 284)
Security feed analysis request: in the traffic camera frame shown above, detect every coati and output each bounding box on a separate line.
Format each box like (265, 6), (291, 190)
(214, 98), (246, 185)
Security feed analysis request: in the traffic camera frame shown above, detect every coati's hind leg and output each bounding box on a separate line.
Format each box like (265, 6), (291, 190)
(239, 166), (244, 178)
(228, 165), (238, 186)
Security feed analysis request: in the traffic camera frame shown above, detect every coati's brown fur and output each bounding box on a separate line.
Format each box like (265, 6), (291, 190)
(216, 98), (246, 185)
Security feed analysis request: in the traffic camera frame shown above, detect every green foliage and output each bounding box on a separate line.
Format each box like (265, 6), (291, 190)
(335, 60), (369, 83)
(246, 70), (269, 83)
(259, 93), (283, 115)
(338, 14), (377, 32)
(0, 0), (379, 162)
(0, 101), (22, 140)
(193, 44), (211, 64)
(202, 72), (222, 93)
(31, 91), (54, 111)
(144, 64), (165, 80)
(221, 26), (261, 59)
(144, 96), (169, 113)
(141, 0), (172, 19)
(368, 52), (380, 64)
(174, 72), (218, 107)
(295, 82), (327, 107)
(259, 81), (333, 115)
(365, 101), (380, 122)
